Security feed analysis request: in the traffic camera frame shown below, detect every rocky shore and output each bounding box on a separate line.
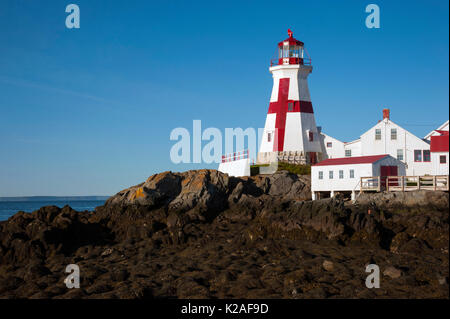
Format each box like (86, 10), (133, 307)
(0, 170), (448, 298)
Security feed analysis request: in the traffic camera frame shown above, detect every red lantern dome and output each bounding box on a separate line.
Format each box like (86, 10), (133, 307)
(272, 29), (311, 66)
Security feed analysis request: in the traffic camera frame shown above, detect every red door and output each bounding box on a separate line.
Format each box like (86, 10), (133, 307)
(380, 166), (398, 188)
(309, 152), (317, 164)
(389, 166), (398, 186)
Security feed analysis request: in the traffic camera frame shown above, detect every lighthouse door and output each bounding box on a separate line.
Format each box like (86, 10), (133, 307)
(309, 152), (317, 164)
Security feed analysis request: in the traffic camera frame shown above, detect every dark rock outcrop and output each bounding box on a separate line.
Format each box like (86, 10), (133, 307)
(0, 169), (448, 299)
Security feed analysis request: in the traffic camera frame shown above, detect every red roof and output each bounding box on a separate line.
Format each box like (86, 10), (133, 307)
(430, 134), (449, 152)
(313, 154), (389, 166)
(278, 29), (304, 47)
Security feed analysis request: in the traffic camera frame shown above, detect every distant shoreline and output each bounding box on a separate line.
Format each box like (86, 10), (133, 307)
(0, 196), (110, 202)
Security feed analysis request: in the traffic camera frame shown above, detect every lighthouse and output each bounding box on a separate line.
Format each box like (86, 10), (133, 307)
(257, 29), (322, 165)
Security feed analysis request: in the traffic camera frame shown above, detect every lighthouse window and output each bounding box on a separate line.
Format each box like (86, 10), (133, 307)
(289, 46), (300, 58)
(309, 131), (314, 142)
(288, 102), (294, 111)
(375, 129), (382, 140)
(267, 132), (271, 142)
(327, 142), (332, 148)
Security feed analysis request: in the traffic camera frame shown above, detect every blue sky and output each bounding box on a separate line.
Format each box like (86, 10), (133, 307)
(0, 0), (448, 196)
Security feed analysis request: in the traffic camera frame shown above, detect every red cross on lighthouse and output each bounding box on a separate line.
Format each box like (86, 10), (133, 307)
(268, 78), (290, 151)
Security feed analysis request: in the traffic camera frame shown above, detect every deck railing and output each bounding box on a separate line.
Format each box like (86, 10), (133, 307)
(270, 57), (312, 67)
(221, 149), (249, 163)
(360, 175), (449, 192)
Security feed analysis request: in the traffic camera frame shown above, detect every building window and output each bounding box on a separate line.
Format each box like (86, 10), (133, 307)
(391, 128), (397, 140)
(339, 170), (344, 179)
(440, 155), (447, 164)
(329, 171), (333, 179)
(397, 149), (404, 161)
(345, 150), (352, 157)
(414, 150), (422, 162)
(423, 150), (431, 162)
(267, 132), (271, 142)
(327, 142), (332, 148)
(288, 102), (294, 111)
(309, 131), (314, 142)
(319, 171), (323, 180)
(350, 169), (355, 178)
(375, 129), (381, 140)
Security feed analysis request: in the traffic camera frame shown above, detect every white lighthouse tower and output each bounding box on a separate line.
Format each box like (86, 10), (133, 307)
(258, 29), (322, 165)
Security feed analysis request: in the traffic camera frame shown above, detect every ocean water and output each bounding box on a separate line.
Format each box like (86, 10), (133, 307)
(0, 200), (106, 221)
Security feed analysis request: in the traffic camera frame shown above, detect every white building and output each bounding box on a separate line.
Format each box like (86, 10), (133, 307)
(424, 120), (449, 141)
(321, 109), (433, 176)
(311, 154), (406, 200)
(218, 151), (250, 177)
(430, 130), (449, 175)
(319, 133), (345, 159)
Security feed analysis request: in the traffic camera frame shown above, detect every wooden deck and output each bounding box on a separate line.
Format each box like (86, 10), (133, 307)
(360, 175), (449, 193)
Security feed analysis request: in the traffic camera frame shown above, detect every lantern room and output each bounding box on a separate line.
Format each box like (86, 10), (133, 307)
(272, 29), (311, 66)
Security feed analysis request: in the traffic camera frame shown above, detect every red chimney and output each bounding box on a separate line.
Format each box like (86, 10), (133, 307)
(383, 108), (390, 120)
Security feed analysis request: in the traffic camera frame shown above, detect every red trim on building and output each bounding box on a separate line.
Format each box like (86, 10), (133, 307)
(312, 154), (389, 166)
(430, 134), (449, 152)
